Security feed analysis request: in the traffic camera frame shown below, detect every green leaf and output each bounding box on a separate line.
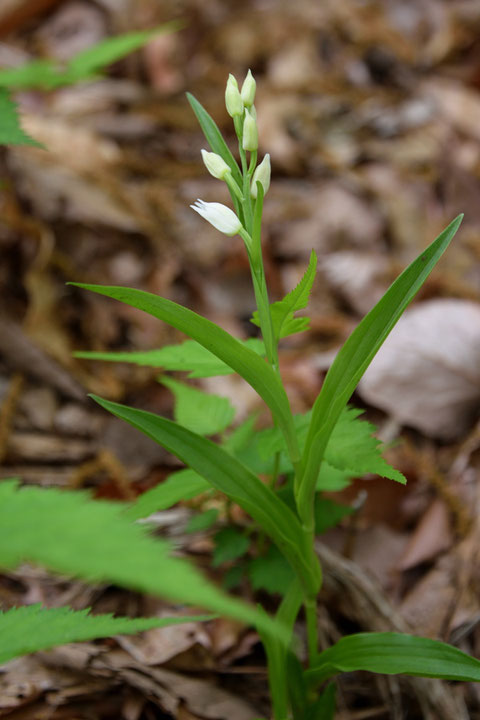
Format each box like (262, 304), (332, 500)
(307, 632), (480, 685)
(254, 407), (404, 486)
(314, 497), (354, 534)
(124, 469), (210, 522)
(75, 338), (266, 378)
(297, 216), (463, 520)
(306, 684), (336, 720)
(0, 480), (282, 638)
(316, 464), (353, 492)
(68, 23), (182, 77)
(186, 93), (242, 187)
(324, 406), (406, 483)
(213, 528), (250, 567)
(248, 545), (295, 595)
(89, 395), (321, 595)
(161, 377), (235, 436)
(222, 413), (259, 455)
(0, 24), (181, 91)
(71, 284), (299, 465)
(185, 508), (219, 533)
(251, 250), (317, 340)
(0, 89), (42, 147)
(0, 603), (211, 665)
(258, 580), (303, 720)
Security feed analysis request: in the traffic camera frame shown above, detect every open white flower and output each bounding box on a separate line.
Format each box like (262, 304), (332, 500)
(190, 200), (242, 236)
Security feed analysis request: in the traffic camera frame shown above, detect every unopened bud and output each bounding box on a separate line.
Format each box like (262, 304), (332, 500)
(191, 199), (242, 236)
(251, 153), (271, 198)
(225, 74), (244, 117)
(241, 69), (256, 107)
(201, 149), (231, 180)
(242, 109), (258, 151)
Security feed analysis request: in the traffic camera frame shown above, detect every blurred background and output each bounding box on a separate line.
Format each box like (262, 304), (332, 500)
(1, 1), (480, 718)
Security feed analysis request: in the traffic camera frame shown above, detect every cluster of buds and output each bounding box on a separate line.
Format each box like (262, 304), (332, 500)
(191, 70), (271, 238)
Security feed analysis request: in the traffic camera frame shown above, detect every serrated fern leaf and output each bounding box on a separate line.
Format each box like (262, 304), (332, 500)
(0, 480), (283, 638)
(251, 250), (317, 340)
(161, 377), (235, 436)
(0, 604), (211, 665)
(253, 407), (405, 484)
(324, 406), (406, 483)
(0, 89), (42, 147)
(75, 338), (266, 379)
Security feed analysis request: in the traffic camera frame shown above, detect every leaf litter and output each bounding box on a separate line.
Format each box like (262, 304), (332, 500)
(0, 0), (480, 717)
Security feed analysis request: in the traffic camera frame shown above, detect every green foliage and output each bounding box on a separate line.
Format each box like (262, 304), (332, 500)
(75, 338), (266, 378)
(251, 250), (317, 340)
(0, 603), (211, 665)
(186, 93), (242, 189)
(314, 498), (354, 534)
(297, 215), (463, 522)
(161, 376), (236, 436)
(55, 76), (470, 719)
(307, 632), (480, 685)
(0, 24), (181, 91)
(213, 528), (250, 567)
(0, 89), (42, 147)
(306, 684), (336, 720)
(71, 283), (300, 463)
(248, 545), (295, 595)
(244, 406), (405, 486)
(0, 479), (284, 638)
(88, 395), (321, 595)
(124, 469), (210, 521)
(185, 508), (219, 533)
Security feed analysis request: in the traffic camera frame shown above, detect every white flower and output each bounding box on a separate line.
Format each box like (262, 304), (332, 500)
(241, 69), (256, 107)
(201, 149), (231, 180)
(242, 109), (258, 151)
(191, 199), (242, 236)
(251, 153), (271, 198)
(225, 74), (244, 117)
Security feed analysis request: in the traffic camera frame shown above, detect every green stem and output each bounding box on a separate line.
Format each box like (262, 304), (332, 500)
(305, 594), (319, 666)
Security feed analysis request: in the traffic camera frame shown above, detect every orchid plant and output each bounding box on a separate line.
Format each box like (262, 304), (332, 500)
(2, 71), (478, 720)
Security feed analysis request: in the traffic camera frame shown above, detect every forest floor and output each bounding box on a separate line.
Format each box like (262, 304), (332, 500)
(1, 1), (480, 718)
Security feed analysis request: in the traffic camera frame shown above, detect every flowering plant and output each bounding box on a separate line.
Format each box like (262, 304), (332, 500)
(3, 71), (476, 720)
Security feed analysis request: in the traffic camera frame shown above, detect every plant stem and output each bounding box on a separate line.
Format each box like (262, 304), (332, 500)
(305, 594), (319, 665)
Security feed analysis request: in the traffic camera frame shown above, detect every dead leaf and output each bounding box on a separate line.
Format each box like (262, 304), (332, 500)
(358, 299), (480, 439)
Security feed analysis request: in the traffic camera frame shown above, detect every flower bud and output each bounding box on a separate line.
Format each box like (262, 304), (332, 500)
(251, 153), (271, 198)
(190, 199), (242, 236)
(241, 69), (256, 107)
(242, 109), (258, 151)
(201, 149), (231, 180)
(225, 74), (244, 117)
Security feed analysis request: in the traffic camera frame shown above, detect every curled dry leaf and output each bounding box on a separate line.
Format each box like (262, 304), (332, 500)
(358, 299), (480, 439)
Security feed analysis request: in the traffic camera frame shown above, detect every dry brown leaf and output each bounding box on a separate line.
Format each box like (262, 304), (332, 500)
(397, 498), (453, 571)
(358, 299), (480, 439)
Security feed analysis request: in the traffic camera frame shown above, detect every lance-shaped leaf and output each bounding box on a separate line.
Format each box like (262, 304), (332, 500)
(0, 480), (283, 639)
(71, 283), (300, 465)
(75, 338), (266, 378)
(0, 604), (211, 665)
(296, 216), (463, 520)
(91, 395), (321, 595)
(307, 632), (480, 686)
(187, 93), (242, 187)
